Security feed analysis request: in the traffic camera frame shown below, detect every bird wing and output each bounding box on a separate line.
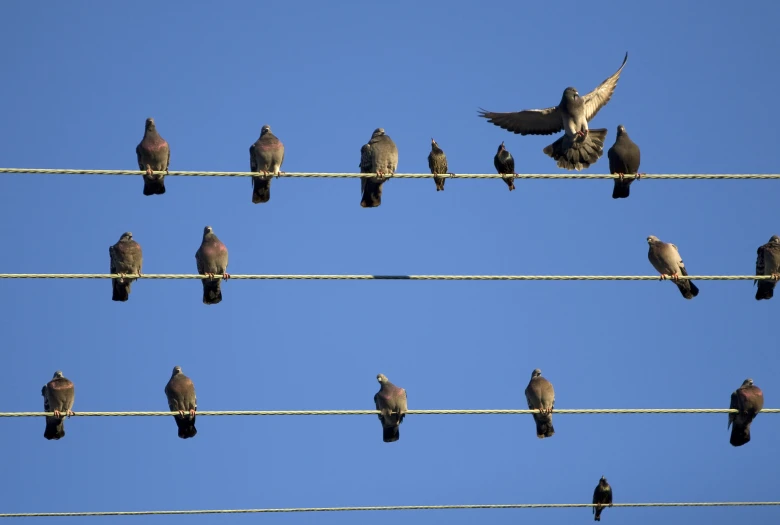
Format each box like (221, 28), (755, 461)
(477, 106), (563, 136)
(581, 52), (628, 122)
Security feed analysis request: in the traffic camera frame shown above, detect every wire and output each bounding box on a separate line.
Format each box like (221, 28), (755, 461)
(1, 501), (777, 518)
(0, 274), (772, 281)
(2, 408), (778, 417)
(2, 168), (780, 179)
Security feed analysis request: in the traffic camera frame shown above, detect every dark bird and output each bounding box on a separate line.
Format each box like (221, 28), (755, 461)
(249, 124), (285, 204)
(728, 378), (764, 447)
(479, 53), (628, 170)
(493, 142), (516, 191)
(592, 476), (613, 521)
(607, 124), (642, 199)
(165, 366), (198, 439)
(195, 226), (229, 305)
(109, 232), (143, 302)
(41, 370), (75, 440)
(360, 128), (398, 208)
(524, 368), (555, 438)
(647, 235), (699, 299)
(428, 138), (453, 191)
(136, 117), (170, 196)
(373, 373), (408, 443)
(755, 235), (780, 300)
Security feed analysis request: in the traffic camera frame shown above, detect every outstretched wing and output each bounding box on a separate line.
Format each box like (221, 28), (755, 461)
(477, 106), (563, 136)
(581, 52), (628, 122)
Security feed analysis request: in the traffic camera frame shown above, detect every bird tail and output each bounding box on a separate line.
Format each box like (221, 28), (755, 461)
(201, 278), (222, 305)
(361, 177), (384, 208)
(142, 174), (166, 196)
(756, 280), (776, 300)
(594, 505), (602, 521)
(111, 278), (131, 302)
(729, 422), (751, 447)
(543, 129), (607, 171)
(611, 178), (632, 199)
(503, 176), (516, 191)
(383, 425), (400, 443)
(252, 175), (272, 204)
(44, 416), (65, 440)
(674, 269), (699, 299)
(174, 414), (198, 439)
(434, 176), (445, 191)
(533, 414), (555, 439)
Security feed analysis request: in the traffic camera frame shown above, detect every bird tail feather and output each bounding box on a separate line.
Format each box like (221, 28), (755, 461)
(361, 178), (384, 208)
(729, 422), (750, 447)
(174, 415), (198, 439)
(756, 280), (776, 300)
(382, 425), (400, 443)
(533, 415), (555, 439)
(611, 179), (632, 199)
(44, 417), (65, 440)
(434, 176), (445, 191)
(252, 176), (271, 204)
(543, 129), (607, 171)
(142, 175), (166, 196)
(111, 279), (131, 302)
(202, 279), (222, 305)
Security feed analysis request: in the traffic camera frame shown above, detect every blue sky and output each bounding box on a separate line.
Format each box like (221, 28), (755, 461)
(1, 1), (778, 524)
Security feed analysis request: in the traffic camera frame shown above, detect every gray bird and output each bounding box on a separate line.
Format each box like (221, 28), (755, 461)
(41, 370), (75, 440)
(195, 226), (229, 305)
(360, 128), (398, 208)
(136, 117), (170, 196)
(646, 235), (699, 299)
(592, 476), (613, 521)
(478, 53), (628, 170)
(607, 124), (642, 199)
(373, 373), (408, 443)
(728, 378), (764, 447)
(524, 368), (555, 438)
(428, 138), (453, 191)
(249, 124), (285, 204)
(109, 232), (143, 302)
(493, 142), (516, 191)
(755, 235), (780, 300)
(165, 366), (198, 439)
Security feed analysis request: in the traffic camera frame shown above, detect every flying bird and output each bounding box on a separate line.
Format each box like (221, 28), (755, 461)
(41, 370), (75, 440)
(755, 235), (780, 300)
(607, 124), (642, 199)
(136, 117), (170, 196)
(165, 366), (198, 439)
(360, 128), (398, 208)
(478, 53), (628, 170)
(646, 235), (699, 299)
(249, 124), (285, 204)
(728, 378), (763, 447)
(524, 368), (555, 438)
(195, 226), (229, 305)
(428, 138), (453, 191)
(373, 373), (407, 443)
(109, 232), (143, 302)
(592, 476), (613, 521)
(493, 142), (516, 191)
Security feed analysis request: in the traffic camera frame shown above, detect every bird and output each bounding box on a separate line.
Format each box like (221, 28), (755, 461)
(524, 368), (555, 438)
(41, 370), (75, 440)
(360, 128), (398, 208)
(755, 235), (780, 300)
(373, 373), (408, 443)
(728, 378), (764, 447)
(164, 366), (198, 439)
(478, 53), (628, 170)
(195, 226), (229, 305)
(428, 138), (453, 191)
(592, 476), (613, 521)
(493, 142), (516, 191)
(607, 124), (642, 199)
(249, 124), (285, 204)
(646, 235), (699, 299)
(136, 117), (170, 196)
(109, 232), (143, 302)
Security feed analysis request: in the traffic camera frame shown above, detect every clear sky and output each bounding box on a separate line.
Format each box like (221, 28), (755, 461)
(1, 1), (778, 524)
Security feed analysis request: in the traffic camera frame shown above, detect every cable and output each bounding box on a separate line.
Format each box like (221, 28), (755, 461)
(0, 274), (772, 281)
(1, 501), (777, 518)
(2, 168), (780, 179)
(2, 408), (778, 417)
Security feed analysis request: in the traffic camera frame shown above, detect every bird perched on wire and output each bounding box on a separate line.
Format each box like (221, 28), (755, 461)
(478, 53), (627, 171)
(165, 366), (198, 439)
(754, 235), (780, 300)
(360, 128), (398, 208)
(646, 235), (699, 299)
(373, 373), (407, 442)
(493, 142), (516, 191)
(109, 232), (143, 302)
(607, 124), (642, 199)
(428, 138), (453, 191)
(728, 378), (763, 447)
(249, 124), (285, 204)
(524, 368), (555, 438)
(592, 476), (613, 521)
(41, 370), (75, 440)
(195, 226), (229, 305)
(136, 117), (170, 196)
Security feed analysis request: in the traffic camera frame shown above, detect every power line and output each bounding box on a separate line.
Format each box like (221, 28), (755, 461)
(2, 168), (780, 180)
(2, 408), (778, 418)
(1, 501), (777, 518)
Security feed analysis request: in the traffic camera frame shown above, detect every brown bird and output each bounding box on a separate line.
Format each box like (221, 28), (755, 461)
(109, 232), (143, 302)
(428, 138), (453, 191)
(755, 235), (780, 300)
(164, 366), (198, 439)
(373, 373), (408, 443)
(136, 117), (170, 196)
(195, 226), (229, 305)
(41, 370), (75, 440)
(524, 368), (555, 438)
(592, 476), (613, 521)
(728, 378), (764, 447)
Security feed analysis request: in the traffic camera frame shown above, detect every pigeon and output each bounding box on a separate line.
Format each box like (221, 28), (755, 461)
(428, 138), (453, 191)
(109, 232), (143, 302)
(360, 128), (398, 208)
(646, 235), (699, 299)
(165, 366), (197, 439)
(755, 235), (780, 300)
(607, 124), (642, 199)
(524, 368), (555, 438)
(195, 226), (229, 305)
(592, 476), (613, 521)
(41, 370), (75, 440)
(373, 373), (408, 443)
(249, 124), (285, 204)
(493, 142), (516, 191)
(478, 53), (628, 170)
(136, 117), (170, 196)
(728, 378), (764, 447)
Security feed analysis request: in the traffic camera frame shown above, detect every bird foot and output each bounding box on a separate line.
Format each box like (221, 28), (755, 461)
(189, 409), (196, 417)
(616, 173), (624, 181)
(67, 410), (74, 418)
(178, 410), (185, 416)
(206, 273), (215, 280)
(222, 273), (231, 281)
(118, 273), (126, 283)
(145, 168), (153, 176)
(449, 173), (456, 178)
(772, 273), (780, 281)
(375, 171), (386, 182)
(53, 410), (61, 417)
(576, 130), (588, 138)
(635, 172), (643, 181)
(165, 170), (169, 175)
(276, 171), (286, 179)
(670, 273), (680, 281)
(659, 274), (668, 281)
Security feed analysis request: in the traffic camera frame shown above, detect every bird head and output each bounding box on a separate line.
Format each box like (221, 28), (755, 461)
(377, 373), (388, 384)
(172, 366), (183, 376)
(600, 476), (608, 484)
(562, 87), (579, 103)
(617, 124), (626, 135)
(497, 141), (506, 153)
(261, 124), (272, 135)
(646, 235), (659, 244)
(120, 232), (133, 241)
(203, 226), (213, 236)
(531, 368), (542, 378)
(743, 378), (754, 387)
(371, 128), (385, 139)
(769, 235), (780, 244)
(53, 370), (64, 379)
(145, 117), (156, 131)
